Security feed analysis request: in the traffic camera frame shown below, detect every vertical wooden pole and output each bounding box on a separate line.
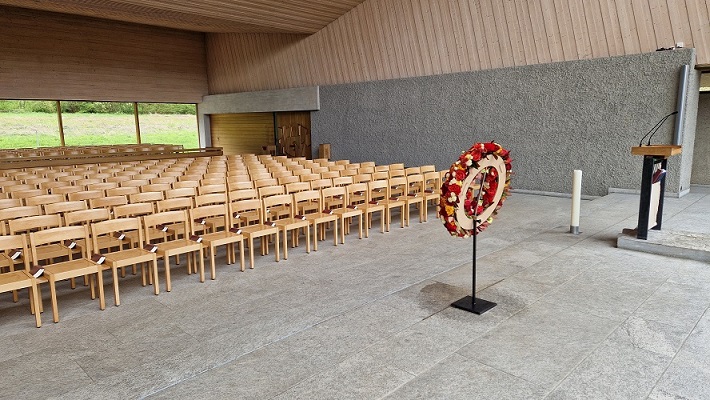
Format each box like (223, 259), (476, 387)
(56, 101), (65, 147)
(134, 102), (141, 144)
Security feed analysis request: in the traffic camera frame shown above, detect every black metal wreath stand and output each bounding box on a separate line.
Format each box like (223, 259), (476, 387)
(451, 171), (497, 315)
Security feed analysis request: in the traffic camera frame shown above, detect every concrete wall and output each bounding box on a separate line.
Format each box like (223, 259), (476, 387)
(692, 93), (710, 185)
(312, 49), (697, 197)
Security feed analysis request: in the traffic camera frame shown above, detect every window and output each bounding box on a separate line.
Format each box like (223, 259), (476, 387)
(138, 103), (199, 148)
(61, 101), (136, 146)
(0, 100), (60, 149)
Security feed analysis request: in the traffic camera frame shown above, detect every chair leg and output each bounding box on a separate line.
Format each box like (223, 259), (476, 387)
(96, 270), (105, 310)
(283, 229), (289, 260)
(112, 267), (120, 306)
(358, 214), (363, 239)
(239, 241), (245, 271)
(209, 246), (216, 280)
(49, 278), (59, 323)
(197, 248), (205, 282)
(306, 225), (311, 253)
(30, 283), (41, 328)
(313, 223), (319, 251)
(248, 237), (255, 269)
(165, 257), (172, 292)
(152, 259), (159, 295)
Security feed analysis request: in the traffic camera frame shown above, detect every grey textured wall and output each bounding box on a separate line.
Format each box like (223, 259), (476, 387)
(691, 93), (710, 185)
(312, 50), (697, 196)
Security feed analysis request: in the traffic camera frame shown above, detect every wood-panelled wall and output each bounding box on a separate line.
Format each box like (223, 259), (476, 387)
(210, 113), (275, 155)
(1, 6), (208, 103)
(207, 0), (710, 93)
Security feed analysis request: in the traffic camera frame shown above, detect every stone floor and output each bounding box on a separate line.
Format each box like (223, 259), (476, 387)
(1, 188), (710, 399)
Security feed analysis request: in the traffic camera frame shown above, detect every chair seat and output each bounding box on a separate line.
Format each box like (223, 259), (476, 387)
(44, 259), (99, 280)
(200, 231), (243, 247)
(104, 248), (156, 268)
(274, 218), (310, 230)
(0, 270), (33, 290)
(156, 240), (202, 256)
(241, 224), (280, 238)
(333, 208), (362, 219)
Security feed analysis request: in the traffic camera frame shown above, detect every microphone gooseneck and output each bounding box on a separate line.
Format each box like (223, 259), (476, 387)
(639, 111), (679, 147)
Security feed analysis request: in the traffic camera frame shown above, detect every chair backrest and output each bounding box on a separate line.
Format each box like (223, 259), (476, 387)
(156, 197), (193, 212)
(353, 174), (372, 183)
(368, 180), (388, 202)
(200, 178), (225, 186)
(173, 180), (200, 189)
(320, 171), (340, 179)
(293, 190), (322, 215)
(12, 188), (46, 201)
(321, 186), (347, 210)
(129, 191), (164, 204)
(8, 214), (62, 236)
(423, 171), (440, 192)
(165, 187), (196, 199)
(143, 210), (191, 243)
(121, 179), (150, 188)
(278, 175), (300, 185)
(64, 208), (110, 227)
(420, 165), (436, 174)
(262, 194), (294, 221)
(44, 200), (88, 216)
(87, 182), (119, 192)
(30, 225), (90, 260)
(347, 182), (369, 205)
(230, 199), (264, 226)
(89, 195), (128, 214)
(0, 234), (30, 272)
(285, 182), (310, 194)
(0, 198), (23, 210)
(254, 178), (278, 189)
(388, 177), (407, 197)
(113, 202), (155, 218)
(389, 169), (405, 178)
(151, 177), (177, 185)
(198, 183), (227, 195)
(332, 177), (353, 187)
(258, 185), (285, 199)
(310, 179), (332, 191)
(190, 204), (229, 232)
(106, 186), (140, 197)
(91, 217), (144, 252)
(142, 183), (171, 193)
(299, 173), (320, 183)
(194, 192), (227, 207)
(0, 205), (42, 234)
(24, 193), (65, 207)
(67, 190), (104, 202)
(228, 188), (258, 202)
(406, 174), (424, 196)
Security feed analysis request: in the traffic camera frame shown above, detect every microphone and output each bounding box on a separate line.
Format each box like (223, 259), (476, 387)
(639, 111), (678, 146)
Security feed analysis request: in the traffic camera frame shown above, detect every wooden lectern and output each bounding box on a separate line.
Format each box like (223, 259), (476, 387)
(631, 145), (682, 240)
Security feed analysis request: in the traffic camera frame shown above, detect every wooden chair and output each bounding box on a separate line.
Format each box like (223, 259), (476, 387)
(383, 178), (406, 230)
(29, 225), (105, 323)
(347, 182), (383, 237)
(368, 180), (400, 232)
(0, 234), (42, 327)
(91, 218), (159, 305)
(143, 210), (205, 292)
(404, 174), (425, 226)
(190, 204), (245, 276)
(230, 199), (279, 269)
(293, 190), (338, 251)
(423, 171), (441, 222)
(262, 194), (310, 260)
(0, 205), (42, 235)
(322, 186), (363, 244)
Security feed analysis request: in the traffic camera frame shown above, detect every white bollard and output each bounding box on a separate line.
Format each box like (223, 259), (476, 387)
(570, 170), (582, 234)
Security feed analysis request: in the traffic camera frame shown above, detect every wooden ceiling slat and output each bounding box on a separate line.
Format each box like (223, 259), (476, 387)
(0, 0), (367, 33)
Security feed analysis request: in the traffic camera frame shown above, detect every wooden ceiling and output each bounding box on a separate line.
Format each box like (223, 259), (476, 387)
(0, 0), (367, 33)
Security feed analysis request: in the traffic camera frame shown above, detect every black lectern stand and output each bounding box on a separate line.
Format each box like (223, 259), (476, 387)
(631, 145), (682, 240)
